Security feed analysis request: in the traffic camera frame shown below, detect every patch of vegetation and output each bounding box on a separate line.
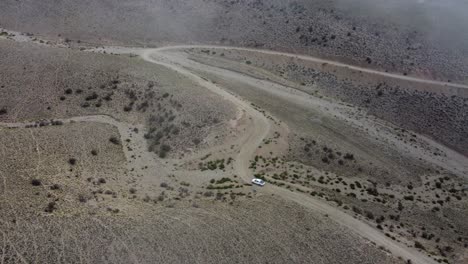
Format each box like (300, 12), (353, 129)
(44, 202), (57, 213)
(207, 184), (235, 190)
(0, 107), (7, 115)
(199, 159), (226, 171)
(85, 92), (98, 101)
(159, 144), (171, 158)
(215, 177), (233, 184)
(414, 241), (425, 250)
(344, 153), (355, 160)
(109, 136), (120, 145)
(31, 179), (42, 186)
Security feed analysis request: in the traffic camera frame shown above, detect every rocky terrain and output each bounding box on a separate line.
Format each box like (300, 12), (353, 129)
(1, 0), (468, 82)
(0, 1), (467, 264)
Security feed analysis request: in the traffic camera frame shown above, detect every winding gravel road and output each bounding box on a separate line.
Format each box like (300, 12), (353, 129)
(140, 47), (438, 264)
(0, 28), (446, 263)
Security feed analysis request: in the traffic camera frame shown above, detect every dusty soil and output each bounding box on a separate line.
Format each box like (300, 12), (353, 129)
(0, 23), (467, 264)
(147, 46), (467, 263)
(1, 0), (468, 83)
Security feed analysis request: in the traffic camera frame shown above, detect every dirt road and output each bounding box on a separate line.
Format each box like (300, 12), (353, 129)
(140, 48), (438, 264)
(154, 45), (468, 90)
(0, 29), (443, 263)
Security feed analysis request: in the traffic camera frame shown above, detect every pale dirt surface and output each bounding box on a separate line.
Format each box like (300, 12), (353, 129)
(156, 48), (468, 178)
(139, 47), (447, 264)
(154, 45), (468, 90)
(182, 46), (468, 157)
(172, 48), (467, 263)
(72, 45), (451, 263)
(0, 27), (467, 264)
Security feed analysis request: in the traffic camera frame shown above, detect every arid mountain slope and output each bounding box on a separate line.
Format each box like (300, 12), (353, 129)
(1, 0), (468, 82)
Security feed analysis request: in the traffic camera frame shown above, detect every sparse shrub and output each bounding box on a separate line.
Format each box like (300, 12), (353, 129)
(403, 195), (414, 201)
(160, 182), (168, 188)
(414, 241), (425, 250)
(91, 150), (98, 156)
(365, 211), (375, 219)
(129, 188), (137, 194)
(180, 181), (190, 187)
(68, 158), (77, 165)
(107, 207), (120, 213)
(51, 120), (63, 126)
(375, 215), (385, 224)
(352, 206), (362, 215)
(31, 179), (42, 186)
(98, 178), (106, 184)
(159, 144), (171, 158)
(78, 194), (88, 203)
(65, 88), (73, 94)
(398, 201), (404, 211)
(50, 184), (60, 190)
(85, 92), (98, 101)
(344, 153), (354, 160)
(203, 191), (214, 197)
(366, 187), (379, 196)
(44, 201), (57, 213)
(157, 194), (165, 202)
(159, 150), (168, 158)
(103, 93), (113, 101)
(333, 199), (343, 206)
(109, 137), (120, 145)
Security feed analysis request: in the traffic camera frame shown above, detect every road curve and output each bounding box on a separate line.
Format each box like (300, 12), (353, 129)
(0, 28), (440, 263)
(141, 48), (438, 264)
